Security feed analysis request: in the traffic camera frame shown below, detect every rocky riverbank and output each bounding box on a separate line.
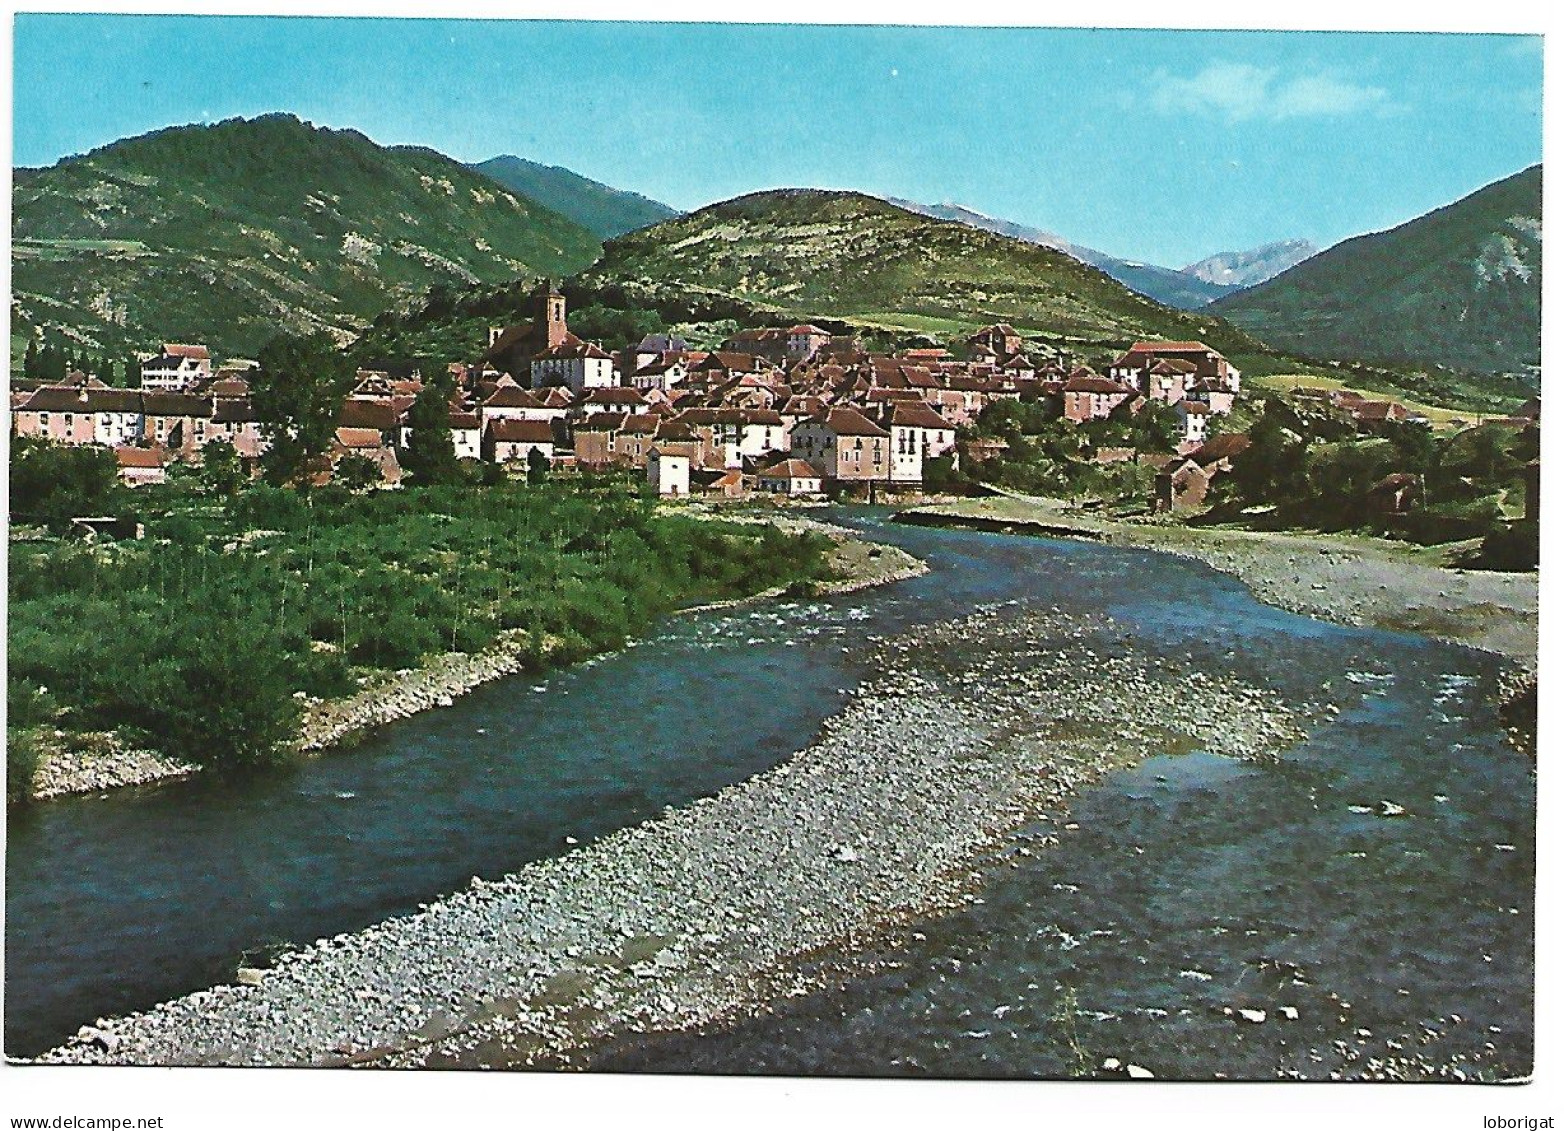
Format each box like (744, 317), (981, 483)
(29, 737), (197, 801)
(37, 604), (1318, 1068)
(902, 497), (1539, 760)
(900, 497), (1538, 667)
(24, 517), (922, 804)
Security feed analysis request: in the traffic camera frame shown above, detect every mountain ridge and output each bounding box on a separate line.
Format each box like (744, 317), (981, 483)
(1182, 239), (1319, 289)
(888, 198), (1238, 310)
(11, 114), (604, 359)
(571, 187), (1265, 359)
(1212, 166), (1541, 378)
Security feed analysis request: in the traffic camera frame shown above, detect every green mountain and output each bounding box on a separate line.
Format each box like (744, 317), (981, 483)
(572, 188), (1263, 355)
(471, 155), (679, 239)
(1212, 167), (1541, 379)
(12, 114), (603, 360)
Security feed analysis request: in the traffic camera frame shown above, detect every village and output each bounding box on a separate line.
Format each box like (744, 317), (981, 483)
(12, 280), (1284, 508)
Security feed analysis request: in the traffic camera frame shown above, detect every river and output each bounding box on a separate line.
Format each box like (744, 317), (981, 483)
(3, 511), (1534, 1076)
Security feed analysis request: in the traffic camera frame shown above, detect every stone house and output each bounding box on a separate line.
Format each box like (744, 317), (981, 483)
(756, 457), (825, 496)
(1109, 341), (1241, 394)
(449, 411), (483, 461)
(789, 407), (891, 484)
(877, 401), (958, 484)
(139, 344), (212, 392)
(1175, 401), (1212, 449)
(531, 336), (617, 395)
(1063, 370), (1136, 423)
(114, 446), (168, 487)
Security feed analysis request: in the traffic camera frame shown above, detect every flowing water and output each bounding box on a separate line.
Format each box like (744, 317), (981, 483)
(4, 512), (1534, 1076)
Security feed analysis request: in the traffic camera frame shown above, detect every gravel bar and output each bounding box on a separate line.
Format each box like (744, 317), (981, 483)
(37, 605), (1317, 1069)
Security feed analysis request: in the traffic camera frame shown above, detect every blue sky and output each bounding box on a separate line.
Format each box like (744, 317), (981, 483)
(11, 15), (1543, 267)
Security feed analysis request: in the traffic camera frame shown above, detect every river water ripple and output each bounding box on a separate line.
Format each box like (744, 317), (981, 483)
(5, 512), (1533, 1076)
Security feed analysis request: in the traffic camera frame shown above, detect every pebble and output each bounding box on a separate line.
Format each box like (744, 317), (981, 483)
(31, 605), (1316, 1071)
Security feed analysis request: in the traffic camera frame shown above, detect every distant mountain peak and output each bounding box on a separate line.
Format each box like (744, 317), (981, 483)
(1181, 239), (1320, 289)
(473, 155), (679, 239)
(889, 198), (1237, 310)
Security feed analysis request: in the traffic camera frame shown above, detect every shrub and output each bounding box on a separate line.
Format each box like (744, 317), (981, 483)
(7, 729), (44, 807)
(9, 478), (830, 778)
(120, 628), (303, 772)
(9, 437), (123, 528)
(1472, 519), (1539, 571)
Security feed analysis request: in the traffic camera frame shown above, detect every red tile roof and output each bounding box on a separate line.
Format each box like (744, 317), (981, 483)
(335, 427), (385, 449)
(1189, 433), (1252, 465)
(1063, 373), (1131, 394)
(809, 407), (890, 438)
(483, 386), (546, 409)
(115, 447), (166, 469)
(758, 458), (823, 480)
(339, 400), (399, 430)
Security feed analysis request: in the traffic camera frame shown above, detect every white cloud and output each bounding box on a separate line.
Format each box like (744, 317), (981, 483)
(1149, 62), (1392, 123)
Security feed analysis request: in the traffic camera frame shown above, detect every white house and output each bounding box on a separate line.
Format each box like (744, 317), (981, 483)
(578, 387), (649, 416)
(879, 401), (957, 485)
(1176, 400), (1212, 449)
(484, 418), (555, 464)
(450, 411), (483, 460)
(140, 344), (212, 391)
(631, 353), (689, 393)
(531, 335), (616, 395)
(647, 446), (690, 497)
(756, 457), (824, 496)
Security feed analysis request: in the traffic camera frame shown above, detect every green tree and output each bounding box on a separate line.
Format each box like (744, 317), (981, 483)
(39, 339), (66, 383)
(526, 446), (550, 485)
(200, 440), (246, 496)
(402, 383), (462, 485)
(252, 333), (355, 485)
(1227, 401), (1309, 507)
(125, 625), (303, 772)
(7, 730), (43, 807)
(334, 453), (383, 492)
(8, 436), (122, 526)
(1127, 400), (1179, 454)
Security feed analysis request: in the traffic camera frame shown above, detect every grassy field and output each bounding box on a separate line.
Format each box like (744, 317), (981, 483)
(1251, 373), (1511, 430)
(850, 311), (975, 337)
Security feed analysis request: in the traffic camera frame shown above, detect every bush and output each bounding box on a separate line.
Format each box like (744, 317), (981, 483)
(7, 729), (44, 806)
(1472, 519), (1539, 571)
(9, 437), (123, 527)
(115, 626), (303, 772)
(8, 478), (830, 778)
